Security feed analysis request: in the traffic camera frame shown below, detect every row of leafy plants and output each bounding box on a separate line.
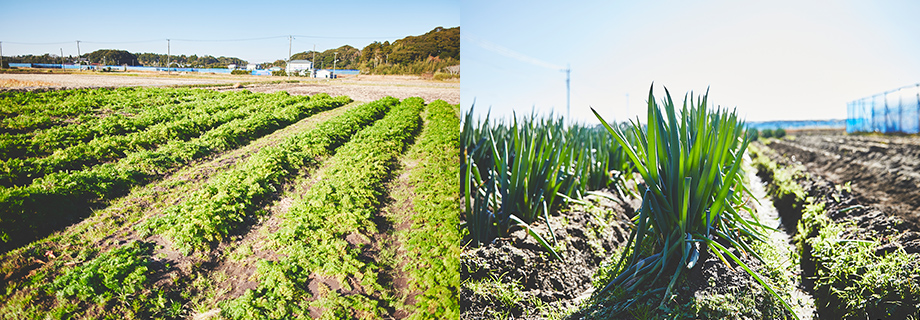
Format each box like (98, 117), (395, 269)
(461, 108), (633, 259)
(0, 90), (287, 187)
(0, 95), (396, 320)
(0, 88), (226, 160)
(221, 97), (425, 319)
(0, 87), (214, 134)
(750, 143), (920, 319)
(137, 96), (399, 254)
(0, 93), (350, 251)
(392, 100), (461, 318)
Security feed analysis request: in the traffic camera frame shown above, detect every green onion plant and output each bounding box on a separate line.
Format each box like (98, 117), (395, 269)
(462, 108), (632, 261)
(591, 84), (798, 318)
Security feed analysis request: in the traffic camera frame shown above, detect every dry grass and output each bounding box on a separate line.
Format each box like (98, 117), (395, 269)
(0, 78), (57, 87)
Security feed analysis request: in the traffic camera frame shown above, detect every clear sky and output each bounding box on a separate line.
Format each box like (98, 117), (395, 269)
(461, 0), (920, 123)
(0, 0), (459, 64)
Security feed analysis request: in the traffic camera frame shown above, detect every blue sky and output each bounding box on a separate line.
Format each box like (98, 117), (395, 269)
(0, 0), (458, 64)
(461, 0), (920, 123)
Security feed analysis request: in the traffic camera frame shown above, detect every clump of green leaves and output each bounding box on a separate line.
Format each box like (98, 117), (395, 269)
(52, 241), (153, 305)
(461, 108), (632, 260)
(139, 96), (384, 253)
(398, 100), (461, 318)
(590, 84), (797, 317)
(221, 97), (424, 319)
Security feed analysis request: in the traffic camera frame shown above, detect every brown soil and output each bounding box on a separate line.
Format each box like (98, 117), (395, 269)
(376, 158), (422, 319)
(757, 138), (920, 318)
(460, 189), (639, 319)
(766, 136), (920, 229)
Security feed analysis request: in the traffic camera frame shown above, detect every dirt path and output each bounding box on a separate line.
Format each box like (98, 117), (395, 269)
(766, 135), (920, 229)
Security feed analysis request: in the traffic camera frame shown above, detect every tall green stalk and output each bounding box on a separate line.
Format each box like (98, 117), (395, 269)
(592, 84), (798, 318)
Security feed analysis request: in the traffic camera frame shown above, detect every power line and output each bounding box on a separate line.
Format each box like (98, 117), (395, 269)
(1, 34), (394, 46)
(2, 41), (73, 45)
(171, 36), (288, 42)
(291, 35), (401, 39)
(80, 39), (163, 44)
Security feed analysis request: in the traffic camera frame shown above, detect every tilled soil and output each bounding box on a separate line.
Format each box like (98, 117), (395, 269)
(766, 135), (920, 229)
(758, 138), (920, 318)
(761, 137), (920, 255)
(460, 190), (639, 319)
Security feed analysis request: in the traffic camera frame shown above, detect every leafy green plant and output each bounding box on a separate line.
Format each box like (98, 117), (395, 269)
(0, 92), (346, 250)
(590, 84), (796, 317)
(774, 127), (786, 138)
(52, 241), (153, 305)
(222, 97), (424, 319)
(398, 100), (461, 318)
(461, 109), (633, 261)
(139, 96), (390, 253)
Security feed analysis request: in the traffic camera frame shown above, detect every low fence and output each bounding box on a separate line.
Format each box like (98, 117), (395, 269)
(846, 84), (920, 134)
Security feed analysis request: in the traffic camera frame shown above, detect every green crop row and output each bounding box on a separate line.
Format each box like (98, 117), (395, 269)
(0, 87), (215, 134)
(462, 108), (632, 259)
(0, 240), (185, 319)
(138, 96), (398, 254)
(0, 91), (292, 187)
(0, 88), (227, 160)
(397, 100), (461, 318)
(750, 144), (920, 319)
(0, 94), (350, 251)
(220, 97), (424, 319)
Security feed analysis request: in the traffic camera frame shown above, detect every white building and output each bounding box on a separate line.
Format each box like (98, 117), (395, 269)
(315, 69), (335, 79)
(286, 60), (313, 76)
(227, 64), (238, 70)
(246, 63), (259, 71)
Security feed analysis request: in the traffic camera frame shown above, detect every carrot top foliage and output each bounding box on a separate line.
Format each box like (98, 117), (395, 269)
(590, 84), (798, 318)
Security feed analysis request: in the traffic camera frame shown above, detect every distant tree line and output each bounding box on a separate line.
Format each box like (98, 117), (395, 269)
(270, 26), (460, 75)
(2, 26), (459, 74)
(134, 53), (247, 68)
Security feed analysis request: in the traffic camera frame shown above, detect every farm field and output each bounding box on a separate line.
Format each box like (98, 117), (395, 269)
(750, 134), (920, 319)
(0, 72), (460, 105)
(459, 87), (920, 319)
(0, 87), (460, 319)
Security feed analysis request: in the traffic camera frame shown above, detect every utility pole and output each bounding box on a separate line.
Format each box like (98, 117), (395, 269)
(332, 52), (337, 78)
(76, 40), (81, 60)
(166, 39), (170, 75)
(60, 48), (64, 71)
(564, 64), (571, 123)
(288, 35), (293, 79)
(1, 41), (4, 69)
(312, 44), (316, 77)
